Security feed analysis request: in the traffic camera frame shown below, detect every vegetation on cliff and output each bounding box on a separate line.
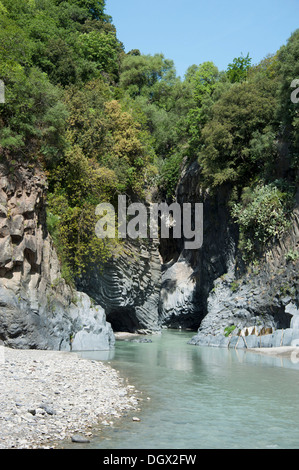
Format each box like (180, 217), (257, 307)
(0, 0), (298, 278)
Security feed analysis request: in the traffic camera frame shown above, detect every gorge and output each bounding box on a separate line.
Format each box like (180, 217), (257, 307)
(0, 0), (298, 354)
(0, 155), (298, 352)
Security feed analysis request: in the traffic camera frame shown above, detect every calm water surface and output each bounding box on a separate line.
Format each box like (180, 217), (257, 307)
(72, 330), (299, 449)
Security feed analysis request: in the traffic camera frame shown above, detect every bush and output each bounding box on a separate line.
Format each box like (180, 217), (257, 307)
(231, 182), (294, 260)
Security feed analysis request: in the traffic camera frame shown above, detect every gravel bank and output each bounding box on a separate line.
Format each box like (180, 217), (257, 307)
(0, 347), (139, 449)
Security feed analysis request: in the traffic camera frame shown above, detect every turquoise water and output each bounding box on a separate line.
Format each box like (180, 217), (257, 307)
(72, 330), (299, 449)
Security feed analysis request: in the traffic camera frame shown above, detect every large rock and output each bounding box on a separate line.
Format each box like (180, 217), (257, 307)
(190, 193), (299, 347)
(159, 257), (198, 328)
(0, 162), (114, 351)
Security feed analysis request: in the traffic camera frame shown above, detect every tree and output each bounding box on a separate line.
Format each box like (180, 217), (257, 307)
(197, 75), (278, 187)
(77, 30), (122, 81)
(276, 29), (299, 168)
(185, 61), (219, 106)
(119, 53), (176, 99)
(227, 53), (252, 83)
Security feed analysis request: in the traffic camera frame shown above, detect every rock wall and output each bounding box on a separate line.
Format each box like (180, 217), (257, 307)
(2, 158), (297, 347)
(159, 159), (299, 350)
(78, 239), (162, 333)
(0, 161), (114, 351)
(190, 189), (299, 348)
(159, 161), (238, 329)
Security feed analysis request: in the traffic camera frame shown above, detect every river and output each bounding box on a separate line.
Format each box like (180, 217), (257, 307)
(67, 330), (299, 449)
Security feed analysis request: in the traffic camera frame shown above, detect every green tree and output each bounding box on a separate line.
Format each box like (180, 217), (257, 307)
(77, 30), (122, 81)
(227, 53), (252, 83)
(226, 53), (252, 83)
(231, 182), (293, 260)
(197, 71), (278, 187)
(120, 53), (176, 99)
(276, 29), (299, 168)
(185, 61), (219, 106)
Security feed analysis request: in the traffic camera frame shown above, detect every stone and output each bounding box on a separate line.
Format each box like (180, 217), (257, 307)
(272, 330), (283, 348)
(286, 302), (299, 315)
(260, 334), (274, 348)
(40, 404), (55, 416)
(71, 434), (90, 444)
(131, 338), (153, 343)
(0, 236), (12, 266)
(10, 215), (24, 238)
(0, 346), (139, 449)
(244, 335), (259, 349)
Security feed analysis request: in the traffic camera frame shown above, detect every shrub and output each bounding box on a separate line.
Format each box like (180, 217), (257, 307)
(231, 182), (294, 260)
(224, 325), (236, 337)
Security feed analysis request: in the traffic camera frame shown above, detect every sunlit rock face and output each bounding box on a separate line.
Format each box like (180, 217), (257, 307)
(0, 162), (114, 351)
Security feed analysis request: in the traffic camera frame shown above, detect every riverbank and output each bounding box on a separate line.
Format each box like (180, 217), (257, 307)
(0, 346), (140, 449)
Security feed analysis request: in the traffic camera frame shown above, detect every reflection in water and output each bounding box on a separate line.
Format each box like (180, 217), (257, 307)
(74, 330), (299, 449)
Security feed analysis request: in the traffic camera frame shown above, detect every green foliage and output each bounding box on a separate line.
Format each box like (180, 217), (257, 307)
(158, 152), (183, 199)
(276, 29), (299, 167)
(231, 183), (293, 260)
(185, 61), (219, 106)
(47, 191), (117, 281)
(120, 53), (176, 99)
(1, 0), (298, 279)
(230, 280), (240, 293)
(197, 73), (278, 187)
(226, 53), (252, 83)
(0, 65), (68, 159)
(286, 249), (299, 263)
(119, 52), (194, 197)
(185, 63), (227, 155)
(224, 325), (236, 337)
(77, 30), (121, 81)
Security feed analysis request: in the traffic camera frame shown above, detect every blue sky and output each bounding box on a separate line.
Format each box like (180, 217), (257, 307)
(105, 0), (299, 78)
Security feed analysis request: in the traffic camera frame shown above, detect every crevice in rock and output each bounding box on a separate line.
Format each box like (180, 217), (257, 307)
(106, 307), (141, 333)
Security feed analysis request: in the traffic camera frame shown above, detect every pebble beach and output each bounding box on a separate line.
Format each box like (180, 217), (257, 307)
(0, 346), (139, 449)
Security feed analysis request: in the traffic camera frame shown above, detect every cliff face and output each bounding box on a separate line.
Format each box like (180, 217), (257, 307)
(159, 161), (238, 329)
(78, 239), (162, 333)
(190, 189), (299, 347)
(159, 160), (299, 347)
(2, 158), (297, 348)
(0, 161), (114, 351)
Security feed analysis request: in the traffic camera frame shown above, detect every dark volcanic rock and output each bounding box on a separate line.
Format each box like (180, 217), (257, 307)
(78, 240), (162, 333)
(0, 162), (114, 351)
(189, 190), (299, 348)
(159, 161), (238, 330)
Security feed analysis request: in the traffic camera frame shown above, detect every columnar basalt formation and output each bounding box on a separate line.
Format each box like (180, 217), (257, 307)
(0, 162), (114, 350)
(78, 239), (162, 333)
(189, 190), (299, 348)
(159, 160), (299, 348)
(159, 161), (238, 330)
